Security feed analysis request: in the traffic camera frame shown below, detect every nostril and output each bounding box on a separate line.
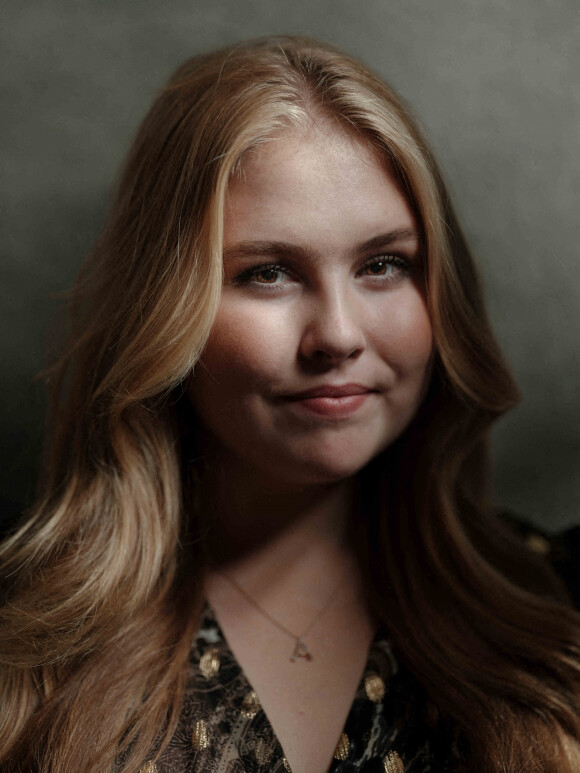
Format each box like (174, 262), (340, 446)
(314, 344), (363, 361)
(300, 332), (365, 365)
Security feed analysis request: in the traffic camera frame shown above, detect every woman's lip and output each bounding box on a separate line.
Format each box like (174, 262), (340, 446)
(282, 386), (375, 419)
(283, 383), (373, 400)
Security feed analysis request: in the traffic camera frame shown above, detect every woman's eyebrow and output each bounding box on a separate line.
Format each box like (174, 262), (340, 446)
(222, 241), (312, 262)
(222, 229), (421, 263)
(356, 229), (421, 253)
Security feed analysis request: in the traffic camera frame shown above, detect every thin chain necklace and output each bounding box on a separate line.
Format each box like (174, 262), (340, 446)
(217, 569), (347, 663)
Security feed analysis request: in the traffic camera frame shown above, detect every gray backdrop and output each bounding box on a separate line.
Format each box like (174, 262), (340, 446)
(2, 0), (579, 531)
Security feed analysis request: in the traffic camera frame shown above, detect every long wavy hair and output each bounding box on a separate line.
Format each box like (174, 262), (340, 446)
(2, 35), (580, 772)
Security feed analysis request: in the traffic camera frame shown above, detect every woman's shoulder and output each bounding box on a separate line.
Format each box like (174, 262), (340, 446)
(501, 511), (580, 607)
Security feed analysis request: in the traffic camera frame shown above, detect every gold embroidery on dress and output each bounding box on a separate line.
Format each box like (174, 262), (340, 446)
(365, 673), (386, 702)
(199, 646), (221, 679)
(282, 757), (292, 771)
(334, 732), (350, 760)
(191, 718), (211, 750)
(138, 762), (157, 773)
(384, 749), (404, 772)
(525, 532), (550, 555)
(241, 689), (261, 718)
(254, 737), (274, 764)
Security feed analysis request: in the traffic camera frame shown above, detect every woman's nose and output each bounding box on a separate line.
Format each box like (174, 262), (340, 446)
(298, 286), (365, 365)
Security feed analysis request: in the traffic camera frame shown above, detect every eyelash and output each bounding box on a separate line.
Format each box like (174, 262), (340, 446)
(233, 255), (411, 287)
(360, 255), (410, 278)
(234, 263), (292, 286)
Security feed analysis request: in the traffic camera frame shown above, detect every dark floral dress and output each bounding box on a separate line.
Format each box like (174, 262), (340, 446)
(138, 518), (579, 772)
(141, 604), (461, 773)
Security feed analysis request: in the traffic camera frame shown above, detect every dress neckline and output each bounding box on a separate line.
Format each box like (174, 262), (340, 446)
(149, 601), (459, 771)
(195, 600), (400, 768)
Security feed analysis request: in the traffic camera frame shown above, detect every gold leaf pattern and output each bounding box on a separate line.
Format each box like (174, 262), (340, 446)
(191, 718), (211, 750)
(241, 689), (261, 718)
(525, 532), (551, 555)
(334, 732), (350, 760)
(384, 749), (405, 772)
(199, 646), (221, 679)
(365, 673), (386, 702)
(254, 737), (274, 764)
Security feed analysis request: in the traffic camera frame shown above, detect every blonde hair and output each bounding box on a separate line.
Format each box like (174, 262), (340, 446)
(2, 35), (580, 772)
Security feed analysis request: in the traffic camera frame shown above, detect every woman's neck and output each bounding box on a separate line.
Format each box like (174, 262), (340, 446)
(203, 460), (357, 590)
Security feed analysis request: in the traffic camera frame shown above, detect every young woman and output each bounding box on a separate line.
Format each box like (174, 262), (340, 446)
(1, 35), (580, 773)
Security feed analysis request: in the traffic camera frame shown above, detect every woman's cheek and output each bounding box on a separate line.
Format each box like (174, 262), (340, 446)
(370, 291), (433, 372)
(198, 302), (296, 385)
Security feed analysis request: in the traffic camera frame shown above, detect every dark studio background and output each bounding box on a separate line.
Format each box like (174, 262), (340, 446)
(2, 0), (579, 533)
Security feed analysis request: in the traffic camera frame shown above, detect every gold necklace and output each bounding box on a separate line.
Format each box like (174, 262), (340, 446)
(218, 570), (346, 662)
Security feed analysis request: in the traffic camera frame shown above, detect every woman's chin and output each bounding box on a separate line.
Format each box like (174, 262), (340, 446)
(266, 447), (382, 490)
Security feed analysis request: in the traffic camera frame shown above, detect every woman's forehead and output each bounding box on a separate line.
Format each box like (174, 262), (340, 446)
(227, 123), (402, 206)
(222, 126), (419, 264)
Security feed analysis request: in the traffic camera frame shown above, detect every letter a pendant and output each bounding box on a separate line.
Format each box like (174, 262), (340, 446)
(290, 637), (312, 662)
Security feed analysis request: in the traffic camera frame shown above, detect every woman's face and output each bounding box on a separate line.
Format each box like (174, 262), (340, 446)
(189, 126), (433, 489)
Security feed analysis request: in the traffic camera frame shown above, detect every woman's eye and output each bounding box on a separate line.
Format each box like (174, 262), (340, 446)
(359, 255), (410, 280)
(253, 267), (283, 284)
(233, 263), (292, 287)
